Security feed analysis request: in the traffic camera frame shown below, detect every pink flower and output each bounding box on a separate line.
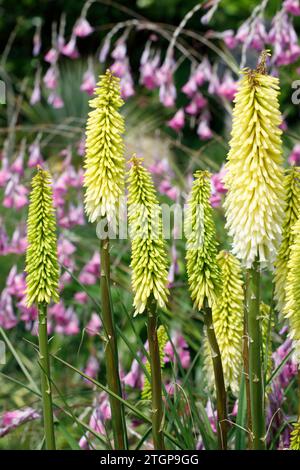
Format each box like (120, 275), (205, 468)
(159, 82), (176, 107)
(73, 17), (94, 38)
(210, 193), (221, 208)
(111, 39), (127, 60)
(217, 72), (237, 101)
(49, 303), (79, 336)
(140, 44), (160, 90)
(185, 93), (207, 115)
(28, 140), (43, 168)
(197, 119), (212, 140)
(288, 144), (300, 165)
(0, 408), (40, 437)
(123, 358), (143, 389)
(164, 333), (191, 369)
(167, 108), (185, 132)
(99, 38), (111, 63)
(3, 176), (28, 210)
(223, 30), (237, 49)
(6, 266), (26, 298)
(0, 289), (18, 329)
(48, 93), (64, 109)
(84, 355), (99, 381)
(8, 227), (27, 254)
(11, 143), (25, 176)
(86, 313), (102, 337)
(0, 155), (10, 187)
(32, 26), (41, 56)
(80, 68), (96, 96)
(159, 180), (179, 201)
(284, 0), (300, 15)
(30, 71), (41, 105)
(17, 297), (38, 326)
(44, 48), (58, 64)
(61, 35), (79, 59)
(74, 291), (88, 304)
(43, 66), (58, 90)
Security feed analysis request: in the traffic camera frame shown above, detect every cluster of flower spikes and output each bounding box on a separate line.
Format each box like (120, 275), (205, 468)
(274, 167), (300, 313)
(127, 156), (169, 315)
(142, 325), (168, 400)
(185, 170), (220, 310)
(284, 216), (300, 362)
(223, 52), (285, 269)
(290, 420), (300, 450)
(83, 69), (125, 223)
(25, 168), (59, 306)
(203, 251), (244, 395)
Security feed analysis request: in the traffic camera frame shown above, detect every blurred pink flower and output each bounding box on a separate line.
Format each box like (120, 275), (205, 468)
(284, 0), (300, 15)
(73, 17), (94, 38)
(0, 289), (18, 329)
(74, 291), (88, 304)
(223, 30), (237, 49)
(48, 93), (64, 109)
(164, 333), (191, 369)
(197, 119), (212, 140)
(61, 35), (79, 59)
(43, 66), (58, 90)
(217, 72), (237, 101)
(167, 108), (185, 132)
(84, 355), (99, 382)
(0, 408), (40, 437)
(80, 68), (96, 96)
(6, 266), (26, 298)
(30, 70), (41, 105)
(123, 358), (143, 389)
(44, 48), (58, 64)
(3, 176), (28, 210)
(288, 144), (300, 165)
(86, 313), (102, 337)
(28, 139), (43, 168)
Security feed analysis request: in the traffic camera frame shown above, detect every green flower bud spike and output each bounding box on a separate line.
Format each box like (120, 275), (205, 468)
(84, 69), (125, 223)
(274, 167), (300, 313)
(128, 156), (169, 450)
(290, 420), (300, 450)
(83, 69), (127, 449)
(204, 251), (244, 396)
(25, 167), (58, 450)
(185, 170), (227, 450)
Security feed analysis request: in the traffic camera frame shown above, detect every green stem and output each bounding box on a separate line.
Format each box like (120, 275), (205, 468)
(38, 303), (56, 450)
(203, 300), (227, 450)
(247, 259), (266, 450)
(243, 272), (253, 449)
(100, 235), (126, 450)
(147, 297), (165, 450)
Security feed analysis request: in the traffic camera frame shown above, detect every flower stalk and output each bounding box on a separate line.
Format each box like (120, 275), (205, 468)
(246, 259), (265, 450)
(100, 230), (126, 449)
(146, 297), (165, 450)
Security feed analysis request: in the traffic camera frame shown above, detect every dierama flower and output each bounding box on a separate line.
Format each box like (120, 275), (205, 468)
(25, 168), (59, 306)
(167, 108), (185, 132)
(86, 312), (102, 336)
(80, 67), (96, 96)
(185, 171), (220, 309)
(224, 54), (285, 268)
(83, 70), (125, 223)
(127, 156), (169, 315)
(61, 35), (79, 59)
(0, 408), (40, 438)
(0, 289), (18, 329)
(288, 144), (300, 165)
(274, 167), (300, 313)
(284, 0), (300, 16)
(73, 17), (94, 37)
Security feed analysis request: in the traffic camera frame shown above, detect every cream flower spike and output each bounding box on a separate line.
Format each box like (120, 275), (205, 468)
(224, 51), (285, 268)
(84, 69), (125, 223)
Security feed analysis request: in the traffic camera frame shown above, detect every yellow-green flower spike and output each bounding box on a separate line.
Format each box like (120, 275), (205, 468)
(204, 251), (244, 395)
(84, 69), (125, 223)
(284, 217), (300, 362)
(290, 421), (300, 450)
(274, 167), (300, 313)
(142, 325), (168, 400)
(25, 168), (59, 306)
(186, 170), (220, 310)
(223, 57), (285, 269)
(128, 156), (169, 315)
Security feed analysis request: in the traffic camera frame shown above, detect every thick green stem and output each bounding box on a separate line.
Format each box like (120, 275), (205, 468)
(247, 260), (266, 450)
(38, 302), (56, 450)
(243, 272), (253, 449)
(100, 236), (126, 450)
(147, 297), (165, 450)
(203, 300), (228, 450)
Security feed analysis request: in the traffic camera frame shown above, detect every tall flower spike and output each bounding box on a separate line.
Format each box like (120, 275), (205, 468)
(284, 217), (300, 362)
(185, 170), (220, 309)
(204, 251), (244, 395)
(25, 168), (59, 306)
(84, 69), (125, 223)
(274, 167), (300, 313)
(128, 156), (169, 315)
(223, 57), (285, 268)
